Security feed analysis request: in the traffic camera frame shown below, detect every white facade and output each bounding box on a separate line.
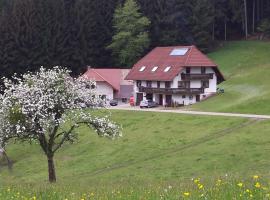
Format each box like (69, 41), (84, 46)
(133, 67), (217, 106)
(96, 82), (114, 100)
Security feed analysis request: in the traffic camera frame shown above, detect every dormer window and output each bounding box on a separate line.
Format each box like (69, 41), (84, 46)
(139, 66), (146, 72)
(164, 66), (171, 72)
(152, 66), (158, 72)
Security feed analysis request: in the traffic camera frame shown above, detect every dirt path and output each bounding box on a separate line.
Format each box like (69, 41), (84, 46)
(110, 106), (270, 119)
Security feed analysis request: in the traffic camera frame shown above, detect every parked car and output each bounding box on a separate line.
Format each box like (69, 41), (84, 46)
(109, 99), (118, 106)
(140, 100), (158, 108)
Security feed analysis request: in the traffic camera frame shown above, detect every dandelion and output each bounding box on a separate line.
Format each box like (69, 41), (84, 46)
(253, 175), (259, 180)
(237, 182), (243, 187)
(183, 192), (190, 197)
(194, 178), (200, 184)
(198, 184), (204, 189)
(255, 182), (261, 188)
(246, 189), (251, 193)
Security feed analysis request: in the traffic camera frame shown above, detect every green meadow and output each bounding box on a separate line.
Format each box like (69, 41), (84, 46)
(1, 41), (270, 199)
(191, 41), (270, 114)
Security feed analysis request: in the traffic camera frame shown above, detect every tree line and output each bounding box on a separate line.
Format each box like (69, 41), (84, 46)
(0, 0), (269, 78)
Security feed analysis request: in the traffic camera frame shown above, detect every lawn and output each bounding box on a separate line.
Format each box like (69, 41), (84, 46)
(1, 110), (270, 199)
(190, 41), (270, 115)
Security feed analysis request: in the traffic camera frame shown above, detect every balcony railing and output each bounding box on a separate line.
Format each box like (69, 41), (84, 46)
(181, 73), (214, 80)
(138, 87), (204, 94)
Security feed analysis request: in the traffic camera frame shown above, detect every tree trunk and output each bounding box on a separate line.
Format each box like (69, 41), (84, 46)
(253, 0), (255, 33)
(47, 155), (56, 183)
(224, 18), (227, 41)
(244, 0), (248, 39)
(212, 22), (215, 41)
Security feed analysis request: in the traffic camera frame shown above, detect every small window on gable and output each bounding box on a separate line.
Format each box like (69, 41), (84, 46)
(152, 66), (158, 72)
(164, 66), (171, 72)
(139, 66), (146, 72)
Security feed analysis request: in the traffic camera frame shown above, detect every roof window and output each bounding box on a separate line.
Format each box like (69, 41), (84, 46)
(164, 66), (171, 72)
(151, 66), (158, 72)
(170, 48), (189, 56)
(139, 66), (146, 72)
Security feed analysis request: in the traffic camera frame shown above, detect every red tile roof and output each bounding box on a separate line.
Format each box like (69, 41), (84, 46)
(82, 68), (132, 91)
(125, 45), (225, 82)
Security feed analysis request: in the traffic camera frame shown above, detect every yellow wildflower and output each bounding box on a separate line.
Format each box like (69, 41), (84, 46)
(90, 192), (94, 196)
(194, 178), (200, 184)
(255, 182), (261, 188)
(246, 189), (250, 193)
(198, 184), (204, 189)
(250, 194), (253, 198)
(253, 175), (259, 180)
(183, 192), (190, 196)
(237, 182), (243, 187)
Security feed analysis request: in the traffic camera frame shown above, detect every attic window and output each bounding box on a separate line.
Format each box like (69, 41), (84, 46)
(170, 48), (189, 56)
(151, 66), (158, 72)
(164, 66), (171, 72)
(139, 66), (146, 72)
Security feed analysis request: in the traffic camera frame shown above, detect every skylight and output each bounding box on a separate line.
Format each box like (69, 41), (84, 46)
(170, 48), (189, 56)
(151, 66), (158, 72)
(164, 66), (171, 72)
(139, 66), (146, 72)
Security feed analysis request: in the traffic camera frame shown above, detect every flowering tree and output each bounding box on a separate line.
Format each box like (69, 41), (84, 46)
(0, 67), (121, 182)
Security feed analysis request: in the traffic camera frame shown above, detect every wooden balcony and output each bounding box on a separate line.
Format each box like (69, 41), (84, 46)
(138, 87), (204, 94)
(181, 73), (214, 80)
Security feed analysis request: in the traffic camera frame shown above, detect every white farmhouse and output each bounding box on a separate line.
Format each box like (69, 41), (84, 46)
(83, 68), (133, 102)
(125, 46), (225, 106)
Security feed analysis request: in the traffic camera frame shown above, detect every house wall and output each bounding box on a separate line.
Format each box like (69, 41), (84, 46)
(96, 82), (114, 100)
(133, 67), (218, 105)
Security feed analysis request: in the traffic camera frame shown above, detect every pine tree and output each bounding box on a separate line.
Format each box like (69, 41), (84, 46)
(108, 0), (150, 67)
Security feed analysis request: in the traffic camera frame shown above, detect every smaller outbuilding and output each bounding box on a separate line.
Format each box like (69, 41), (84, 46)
(82, 67), (133, 102)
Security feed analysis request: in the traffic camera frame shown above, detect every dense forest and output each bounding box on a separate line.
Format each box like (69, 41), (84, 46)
(0, 0), (269, 77)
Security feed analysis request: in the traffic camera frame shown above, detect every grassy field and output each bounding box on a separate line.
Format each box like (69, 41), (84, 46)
(1, 41), (270, 199)
(1, 110), (270, 199)
(190, 41), (270, 114)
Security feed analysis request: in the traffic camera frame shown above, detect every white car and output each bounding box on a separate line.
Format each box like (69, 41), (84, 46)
(140, 100), (158, 108)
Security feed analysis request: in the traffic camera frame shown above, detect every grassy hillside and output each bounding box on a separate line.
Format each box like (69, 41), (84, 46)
(1, 110), (270, 184)
(190, 41), (270, 114)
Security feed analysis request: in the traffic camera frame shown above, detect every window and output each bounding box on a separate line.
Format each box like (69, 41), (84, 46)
(157, 81), (160, 88)
(152, 66), (158, 72)
(165, 81), (171, 88)
(186, 67), (190, 74)
(201, 67), (206, 74)
(189, 95), (193, 100)
(182, 95), (186, 98)
(136, 80), (142, 87)
(164, 66), (171, 72)
(170, 48), (189, 56)
(146, 81), (152, 88)
(178, 81), (190, 88)
(139, 66), (146, 72)
(202, 80), (209, 88)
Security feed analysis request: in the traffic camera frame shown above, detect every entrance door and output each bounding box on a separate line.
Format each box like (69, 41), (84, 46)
(136, 93), (143, 106)
(196, 95), (200, 102)
(159, 94), (163, 105)
(146, 93), (153, 100)
(165, 95), (172, 107)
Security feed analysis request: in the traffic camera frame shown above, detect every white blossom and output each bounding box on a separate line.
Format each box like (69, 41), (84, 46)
(0, 66), (122, 148)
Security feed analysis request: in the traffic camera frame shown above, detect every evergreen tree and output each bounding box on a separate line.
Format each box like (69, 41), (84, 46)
(108, 0), (150, 67)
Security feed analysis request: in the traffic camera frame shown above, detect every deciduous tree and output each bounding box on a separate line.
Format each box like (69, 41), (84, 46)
(0, 67), (121, 183)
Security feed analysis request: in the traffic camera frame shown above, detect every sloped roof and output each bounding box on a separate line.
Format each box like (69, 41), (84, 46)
(82, 68), (132, 91)
(125, 45), (225, 82)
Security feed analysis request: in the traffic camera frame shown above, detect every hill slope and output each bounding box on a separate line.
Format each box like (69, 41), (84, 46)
(191, 41), (270, 114)
(1, 110), (270, 187)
